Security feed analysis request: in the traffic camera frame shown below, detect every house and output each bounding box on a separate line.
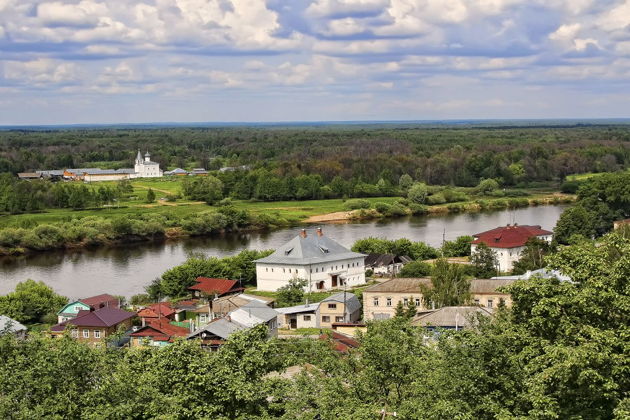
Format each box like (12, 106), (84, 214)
(471, 224), (553, 273)
(320, 331), (360, 353)
(57, 293), (120, 323)
(164, 168), (189, 176)
(137, 302), (176, 325)
(276, 303), (318, 329)
(188, 300), (279, 349)
(317, 292), (362, 328)
(491, 268), (572, 283)
(192, 293), (275, 325)
(362, 277), (516, 321)
(0, 315), (27, 339)
(411, 306), (493, 331)
(364, 254), (412, 276)
(129, 319), (190, 348)
(188, 277), (244, 299)
(255, 228), (366, 292)
(228, 300), (279, 337)
(190, 168), (208, 176)
(187, 318), (246, 350)
(50, 307), (135, 345)
(17, 172), (42, 180)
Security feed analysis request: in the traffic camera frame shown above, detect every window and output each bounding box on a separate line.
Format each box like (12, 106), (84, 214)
(415, 298), (421, 307)
(310, 268), (312, 273)
(487, 299), (494, 309)
(499, 298), (505, 306)
(328, 303), (337, 309)
(386, 298), (392, 307)
(271, 268), (274, 272)
(71, 329), (78, 338)
(335, 316), (344, 322)
(322, 316), (330, 323)
(335, 266), (338, 270)
(199, 314), (208, 323)
(74, 305), (83, 312)
(94, 330), (101, 339)
(266, 267), (268, 272)
(373, 297), (379, 306)
(316, 268), (319, 272)
(283, 268), (285, 273)
(303, 315), (311, 321)
(474, 299), (480, 305)
(82, 330), (89, 338)
(403, 298), (408, 305)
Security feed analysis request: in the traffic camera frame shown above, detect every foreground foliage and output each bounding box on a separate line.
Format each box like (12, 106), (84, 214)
(0, 232), (628, 419)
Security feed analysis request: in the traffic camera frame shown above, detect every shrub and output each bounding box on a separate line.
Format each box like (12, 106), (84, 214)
(507, 198), (529, 209)
(408, 203), (429, 215)
(442, 189), (469, 203)
(560, 180), (581, 194)
(489, 199), (508, 209)
(398, 261), (432, 277)
(427, 193), (446, 205)
(344, 199), (371, 210)
(446, 203), (464, 212)
(385, 204), (408, 217)
(374, 202), (392, 213)
(488, 190), (506, 197)
(407, 183), (428, 204)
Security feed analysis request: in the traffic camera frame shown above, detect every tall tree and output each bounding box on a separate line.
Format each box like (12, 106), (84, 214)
(471, 242), (498, 277)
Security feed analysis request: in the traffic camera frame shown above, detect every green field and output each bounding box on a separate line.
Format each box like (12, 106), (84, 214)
(565, 168), (630, 182)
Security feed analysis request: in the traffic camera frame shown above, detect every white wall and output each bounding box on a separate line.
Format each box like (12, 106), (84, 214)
(84, 173), (131, 182)
(256, 257), (365, 292)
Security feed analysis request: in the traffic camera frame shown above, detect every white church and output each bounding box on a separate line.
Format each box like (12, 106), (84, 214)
(134, 151), (163, 178)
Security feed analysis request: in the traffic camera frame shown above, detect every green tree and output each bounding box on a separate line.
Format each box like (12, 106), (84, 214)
(276, 278), (307, 307)
(554, 205), (597, 244)
(476, 178), (500, 194)
(0, 279), (67, 324)
(145, 188), (156, 203)
(407, 182), (428, 204)
(471, 242), (498, 277)
(440, 235), (473, 257)
(424, 258), (470, 308)
(511, 237), (551, 274)
(182, 176), (224, 204)
(398, 261), (432, 277)
(399, 174), (413, 191)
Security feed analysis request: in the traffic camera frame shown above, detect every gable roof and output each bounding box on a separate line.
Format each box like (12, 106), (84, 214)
(188, 317), (245, 340)
(51, 307), (135, 331)
(229, 300), (278, 327)
(0, 315), (27, 334)
(80, 294), (119, 309)
(363, 278), (432, 293)
(255, 229), (365, 265)
(472, 224), (552, 249)
(364, 254), (411, 267)
(412, 306), (493, 328)
(188, 278), (243, 296)
(137, 302), (175, 319)
(130, 320), (189, 341)
(321, 292), (362, 314)
(275, 303), (318, 315)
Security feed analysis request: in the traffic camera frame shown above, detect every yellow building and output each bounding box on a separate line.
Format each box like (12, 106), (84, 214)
(362, 278), (515, 321)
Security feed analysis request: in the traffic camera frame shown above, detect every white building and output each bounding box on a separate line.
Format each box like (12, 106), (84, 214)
(471, 224), (553, 273)
(255, 228), (366, 292)
(134, 151), (163, 178)
(276, 292), (362, 330)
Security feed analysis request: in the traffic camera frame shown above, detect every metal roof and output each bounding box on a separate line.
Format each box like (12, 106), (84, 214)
(322, 292), (361, 314)
(255, 230), (365, 265)
(275, 304), (317, 315)
(229, 300), (279, 327)
(0, 315), (27, 334)
(188, 318), (245, 340)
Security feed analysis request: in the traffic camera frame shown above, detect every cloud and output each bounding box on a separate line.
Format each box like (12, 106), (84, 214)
(1, 0), (630, 124)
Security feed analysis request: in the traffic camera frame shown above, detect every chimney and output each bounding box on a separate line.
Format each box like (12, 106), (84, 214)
(300, 229), (307, 238)
(316, 227), (323, 237)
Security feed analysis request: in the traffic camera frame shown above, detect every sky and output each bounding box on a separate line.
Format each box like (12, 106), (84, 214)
(0, 0), (629, 125)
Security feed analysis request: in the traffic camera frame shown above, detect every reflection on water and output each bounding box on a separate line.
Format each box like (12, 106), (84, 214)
(0, 205), (568, 298)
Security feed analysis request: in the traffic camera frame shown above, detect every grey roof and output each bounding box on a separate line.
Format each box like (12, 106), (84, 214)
(275, 304), (317, 315)
(491, 268), (572, 282)
(0, 315), (27, 334)
(136, 150), (143, 161)
(255, 231), (365, 265)
(37, 170), (65, 176)
(67, 168), (135, 175)
(231, 300), (279, 323)
(322, 292), (361, 314)
(166, 168), (188, 175)
(188, 318), (245, 340)
(411, 306), (493, 328)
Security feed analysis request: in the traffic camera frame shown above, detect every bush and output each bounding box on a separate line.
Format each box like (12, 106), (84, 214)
(442, 189), (469, 203)
(560, 180), (581, 194)
(427, 193), (446, 205)
(476, 178), (500, 194)
(398, 261), (432, 277)
(385, 204), (408, 217)
(489, 199), (508, 209)
(407, 183), (428, 204)
(344, 199), (371, 210)
(507, 198), (529, 208)
(446, 203), (464, 212)
(374, 202), (392, 213)
(408, 203), (429, 215)
(488, 190), (506, 197)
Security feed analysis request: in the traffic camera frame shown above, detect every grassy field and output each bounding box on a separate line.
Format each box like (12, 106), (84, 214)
(565, 168), (630, 182)
(0, 177), (572, 229)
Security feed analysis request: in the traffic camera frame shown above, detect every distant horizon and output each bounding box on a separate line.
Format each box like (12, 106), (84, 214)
(3, 117), (630, 131)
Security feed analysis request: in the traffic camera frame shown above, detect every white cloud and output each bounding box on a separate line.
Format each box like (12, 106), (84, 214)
(37, 1), (109, 26)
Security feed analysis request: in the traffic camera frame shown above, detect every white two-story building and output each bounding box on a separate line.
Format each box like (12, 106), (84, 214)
(471, 224), (553, 273)
(255, 228), (366, 292)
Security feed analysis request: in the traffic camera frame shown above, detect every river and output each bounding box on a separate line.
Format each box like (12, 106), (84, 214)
(0, 205), (567, 299)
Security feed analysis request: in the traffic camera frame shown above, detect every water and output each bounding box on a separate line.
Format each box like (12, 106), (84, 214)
(0, 205), (567, 299)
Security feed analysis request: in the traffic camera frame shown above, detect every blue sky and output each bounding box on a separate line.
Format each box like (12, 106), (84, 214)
(1, 0), (629, 124)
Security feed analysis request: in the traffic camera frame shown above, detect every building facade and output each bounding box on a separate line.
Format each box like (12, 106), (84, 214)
(134, 151), (163, 178)
(471, 224), (553, 273)
(255, 228), (366, 292)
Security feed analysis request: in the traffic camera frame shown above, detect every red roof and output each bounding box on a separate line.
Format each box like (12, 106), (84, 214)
(51, 307), (135, 331)
(320, 331), (360, 353)
(472, 224), (552, 249)
(130, 320), (189, 342)
(80, 294), (119, 310)
(188, 278), (243, 296)
(137, 302), (175, 319)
